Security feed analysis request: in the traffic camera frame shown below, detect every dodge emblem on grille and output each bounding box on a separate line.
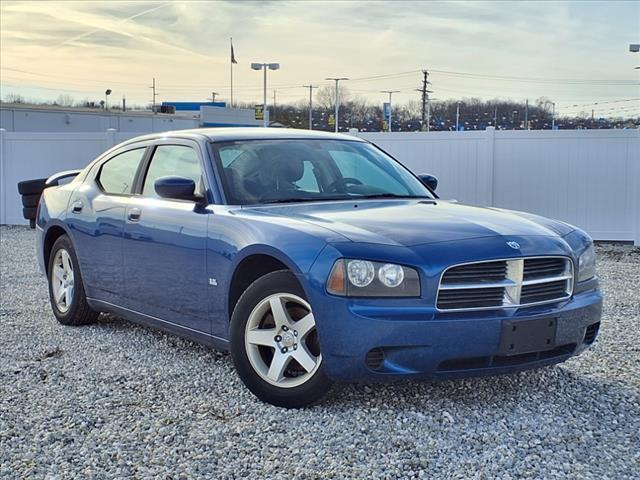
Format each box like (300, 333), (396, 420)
(507, 241), (521, 249)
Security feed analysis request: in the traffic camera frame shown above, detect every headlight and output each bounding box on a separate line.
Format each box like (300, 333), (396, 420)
(578, 243), (596, 282)
(327, 259), (420, 297)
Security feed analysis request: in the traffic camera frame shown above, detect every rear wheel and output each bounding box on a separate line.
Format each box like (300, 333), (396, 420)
(230, 270), (332, 408)
(47, 235), (99, 326)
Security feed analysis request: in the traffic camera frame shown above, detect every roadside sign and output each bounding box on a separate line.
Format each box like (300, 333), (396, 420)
(328, 114), (335, 127)
(255, 105), (264, 120)
(383, 102), (390, 119)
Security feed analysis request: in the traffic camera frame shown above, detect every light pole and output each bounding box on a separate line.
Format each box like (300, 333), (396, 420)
(551, 101), (556, 130)
(251, 62), (280, 127)
(104, 89), (112, 110)
(326, 77), (348, 132)
(380, 90), (399, 132)
(303, 85), (318, 130)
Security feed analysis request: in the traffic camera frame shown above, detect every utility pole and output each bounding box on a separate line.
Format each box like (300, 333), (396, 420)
(273, 90), (277, 123)
(122, 96), (126, 112)
(525, 99), (529, 130)
(455, 103), (460, 131)
(380, 90), (400, 132)
(150, 78), (157, 114)
(303, 85), (318, 130)
(416, 70), (432, 131)
(326, 77), (348, 133)
(551, 102), (555, 130)
(494, 106), (498, 128)
(210, 91), (218, 103)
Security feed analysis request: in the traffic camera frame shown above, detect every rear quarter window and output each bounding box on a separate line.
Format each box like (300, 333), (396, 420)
(97, 148), (146, 194)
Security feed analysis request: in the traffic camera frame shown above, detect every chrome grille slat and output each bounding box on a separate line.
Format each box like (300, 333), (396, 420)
(437, 256), (573, 311)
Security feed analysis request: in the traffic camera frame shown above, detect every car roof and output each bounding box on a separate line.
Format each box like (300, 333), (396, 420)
(119, 127), (367, 146)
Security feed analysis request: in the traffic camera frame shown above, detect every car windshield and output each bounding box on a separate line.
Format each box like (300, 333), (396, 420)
(211, 139), (432, 205)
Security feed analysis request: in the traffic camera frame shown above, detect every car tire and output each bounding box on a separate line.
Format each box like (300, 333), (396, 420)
(21, 194), (40, 208)
(47, 235), (99, 326)
(17, 178), (47, 195)
(230, 270), (332, 408)
(22, 206), (37, 220)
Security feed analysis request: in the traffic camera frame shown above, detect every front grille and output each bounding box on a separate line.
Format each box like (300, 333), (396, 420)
(437, 256), (573, 311)
(524, 258), (566, 280)
(520, 280), (568, 304)
(441, 261), (507, 284)
(437, 344), (576, 371)
(437, 287), (505, 309)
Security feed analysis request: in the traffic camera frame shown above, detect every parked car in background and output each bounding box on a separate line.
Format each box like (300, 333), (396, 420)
(20, 128), (602, 407)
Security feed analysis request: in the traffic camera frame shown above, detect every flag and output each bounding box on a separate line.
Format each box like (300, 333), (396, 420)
(231, 39), (237, 64)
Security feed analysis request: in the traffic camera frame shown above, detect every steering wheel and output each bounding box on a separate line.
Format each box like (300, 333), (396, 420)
(327, 177), (363, 193)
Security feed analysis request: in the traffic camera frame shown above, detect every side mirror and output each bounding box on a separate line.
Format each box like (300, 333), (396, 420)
(418, 174), (438, 192)
(154, 176), (197, 201)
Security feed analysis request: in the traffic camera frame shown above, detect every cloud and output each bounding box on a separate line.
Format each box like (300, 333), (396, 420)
(1, 0), (638, 107)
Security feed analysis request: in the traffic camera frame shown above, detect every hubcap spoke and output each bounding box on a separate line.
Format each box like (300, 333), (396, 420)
(267, 351), (291, 382)
(294, 313), (315, 338)
(61, 250), (73, 273)
(65, 286), (73, 306)
(53, 266), (65, 282)
(55, 286), (65, 303)
(292, 344), (318, 373)
(246, 328), (277, 347)
(269, 296), (291, 328)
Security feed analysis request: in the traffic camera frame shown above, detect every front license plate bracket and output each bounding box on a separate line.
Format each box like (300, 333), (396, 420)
(499, 318), (557, 356)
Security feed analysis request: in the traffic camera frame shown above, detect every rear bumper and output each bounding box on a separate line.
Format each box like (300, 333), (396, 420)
(310, 288), (602, 382)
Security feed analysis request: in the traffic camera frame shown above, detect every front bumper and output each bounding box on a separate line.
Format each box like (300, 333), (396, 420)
(308, 287), (602, 382)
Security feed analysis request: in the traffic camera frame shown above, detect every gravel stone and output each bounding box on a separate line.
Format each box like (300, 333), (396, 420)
(1, 225), (639, 479)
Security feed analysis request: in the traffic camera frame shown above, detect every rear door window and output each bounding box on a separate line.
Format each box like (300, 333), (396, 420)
(97, 148), (146, 194)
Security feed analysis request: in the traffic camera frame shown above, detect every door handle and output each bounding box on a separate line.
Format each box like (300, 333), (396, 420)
(71, 201), (83, 213)
(128, 207), (142, 222)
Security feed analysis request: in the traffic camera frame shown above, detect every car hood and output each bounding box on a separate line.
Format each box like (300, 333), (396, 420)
(243, 200), (575, 247)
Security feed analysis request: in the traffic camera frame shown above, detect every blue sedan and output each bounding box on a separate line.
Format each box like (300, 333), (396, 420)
(29, 128), (602, 407)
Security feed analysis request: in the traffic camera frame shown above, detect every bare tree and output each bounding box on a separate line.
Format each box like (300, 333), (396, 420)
(316, 85), (351, 111)
(3, 93), (26, 104)
(55, 94), (76, 107)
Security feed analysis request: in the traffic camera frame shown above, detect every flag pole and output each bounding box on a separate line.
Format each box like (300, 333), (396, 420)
(230, 37), (234, 108)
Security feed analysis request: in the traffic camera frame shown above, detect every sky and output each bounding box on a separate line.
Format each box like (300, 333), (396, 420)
(1, 0), (639, 117)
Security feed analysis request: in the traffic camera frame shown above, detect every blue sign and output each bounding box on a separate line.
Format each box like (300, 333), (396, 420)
(383, 102), (390, 118)
(162, 101), (226, 111)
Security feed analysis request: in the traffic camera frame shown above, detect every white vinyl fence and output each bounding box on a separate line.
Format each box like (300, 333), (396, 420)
(358, 128), (640, 245)
(0, 130), (142, 226)
(1, 128), (639, 244)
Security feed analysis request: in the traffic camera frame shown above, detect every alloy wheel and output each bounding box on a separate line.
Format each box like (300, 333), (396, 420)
(51, 248), (74, 313)
(244, 293), (321, 388)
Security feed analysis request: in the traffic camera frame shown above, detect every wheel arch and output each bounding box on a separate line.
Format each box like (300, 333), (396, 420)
(42, 222), (72, 274)
(226, 247), (307, 322)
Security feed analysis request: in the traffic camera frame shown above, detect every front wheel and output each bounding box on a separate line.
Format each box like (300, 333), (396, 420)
(230, 271), (332, 408)
(47, 235), (99, 326)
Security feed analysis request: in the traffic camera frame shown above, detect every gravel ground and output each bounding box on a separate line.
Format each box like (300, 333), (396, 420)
(1, 225), (639, 479)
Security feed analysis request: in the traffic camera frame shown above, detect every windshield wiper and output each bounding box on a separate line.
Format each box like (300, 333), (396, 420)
(357, 193), (431, 200)
(261, 196), (350, 205)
